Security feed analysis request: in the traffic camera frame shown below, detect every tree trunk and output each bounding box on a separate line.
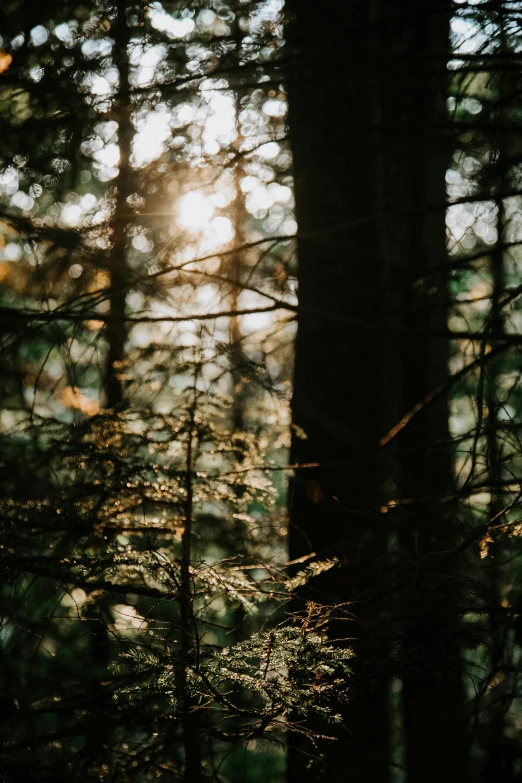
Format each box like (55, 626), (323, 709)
(481, 16), (515, 776)
(286, 1), (470, 781)
(286, 3), (392, 780)
(380, 3), (471, 781)
(178, 386), (203, 783)
(106, 0), (133, 408)
(82, 0), (135, 765)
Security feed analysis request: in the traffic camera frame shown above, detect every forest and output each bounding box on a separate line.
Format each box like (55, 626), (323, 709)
(1, 0), (522, 781)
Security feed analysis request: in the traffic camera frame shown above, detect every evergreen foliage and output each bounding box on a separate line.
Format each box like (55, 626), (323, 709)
(3, 1), (522, 781)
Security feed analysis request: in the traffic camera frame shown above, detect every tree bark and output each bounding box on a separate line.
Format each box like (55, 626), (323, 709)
(286, 1), (470, 781)
(82, 0), (135, 765)
(381, 3), (471, 781)
(106, 0), (133, 408)
(481, 16), (515, 777)
(286, 3), (392, 780)
(178, 386), (203, 783)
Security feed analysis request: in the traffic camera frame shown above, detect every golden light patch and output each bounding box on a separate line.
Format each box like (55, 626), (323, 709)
(94, 271), (110, 288)
(61, 386), (100, 417)
(86, 319), (104, 330)
(479, 533), (493, 559)
(0, 51), (13, 74)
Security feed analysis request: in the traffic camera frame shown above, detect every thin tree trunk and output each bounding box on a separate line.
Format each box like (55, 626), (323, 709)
(481, 193), (514, 781)
(178, 381), (202, 783)
(106, 0), (133, 408)
(481, 17), (515, 775)
(227, 81), (252, 783)
(82, 1), (134, 763)
(229, 89), (248, 439)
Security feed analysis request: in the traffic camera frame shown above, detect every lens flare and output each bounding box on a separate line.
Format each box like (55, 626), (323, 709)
(178, 191), (215, 229)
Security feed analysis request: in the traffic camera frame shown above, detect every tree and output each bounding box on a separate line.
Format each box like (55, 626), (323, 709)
(285, 1), (393, 779)
(4, 0), (522, 780)
(0, 2), (349, 780)
(447, 2), (522, 778)
(385, 3), (470, 778)
(285, 1), (471, 781)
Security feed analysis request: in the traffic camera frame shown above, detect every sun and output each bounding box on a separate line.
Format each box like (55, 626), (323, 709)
(178, 191), (215, 230)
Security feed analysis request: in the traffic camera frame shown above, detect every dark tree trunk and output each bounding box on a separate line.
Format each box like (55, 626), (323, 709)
(82, 0), (135, 765)
(379, 3), (471, 782)
(106, 0), (133, 408)
(178, 390), (203, 783)
(481, 16), (515, 778)
(286, 1), (470, 781)
(286, 3), (392, 780)
(229, 84), (248, 440)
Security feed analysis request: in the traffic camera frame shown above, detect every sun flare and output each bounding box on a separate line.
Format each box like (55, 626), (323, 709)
(178, 191), (215, 230)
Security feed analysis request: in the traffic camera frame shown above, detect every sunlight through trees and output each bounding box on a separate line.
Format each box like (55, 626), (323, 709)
(2, 1), (522, 781)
